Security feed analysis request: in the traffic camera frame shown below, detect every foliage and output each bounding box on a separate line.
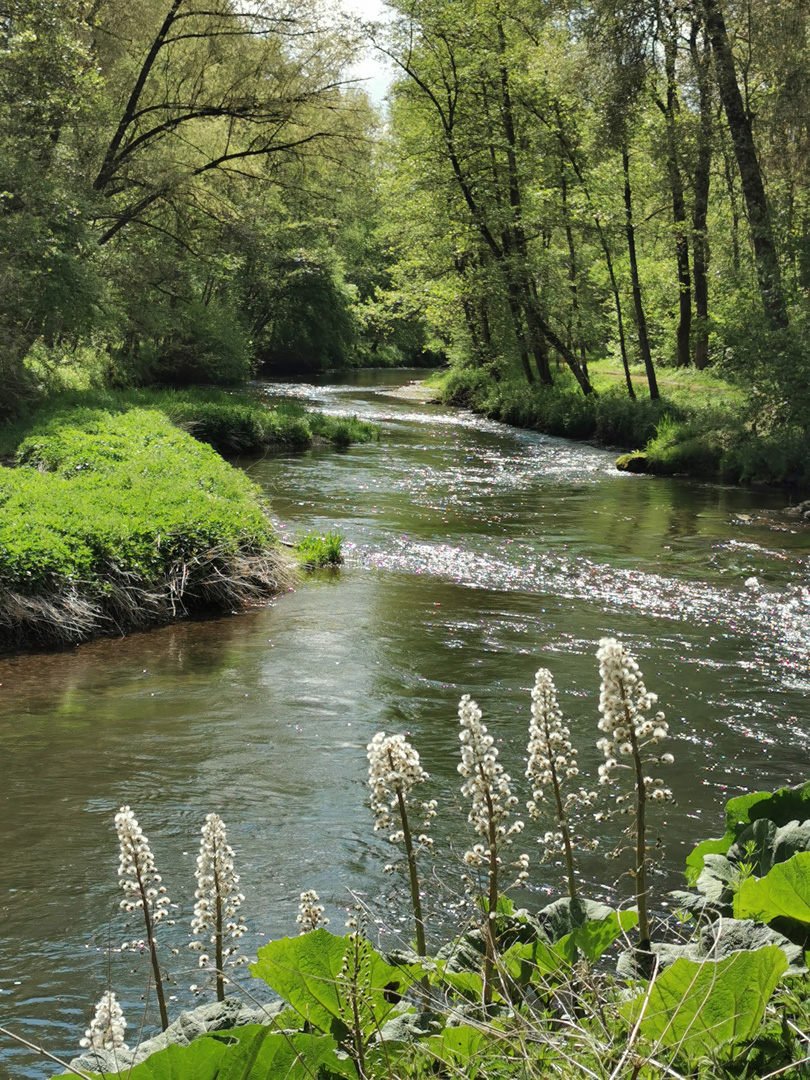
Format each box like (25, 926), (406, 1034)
(623, 947), (788, 1063)
(27, 699), (810, 1080)
(0, 406), (292, 649)
(0, 389), (379, 459)
(294, 531), (343, 568)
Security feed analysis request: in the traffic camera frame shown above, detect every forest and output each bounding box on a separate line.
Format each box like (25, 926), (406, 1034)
(2, 0), (810, 475)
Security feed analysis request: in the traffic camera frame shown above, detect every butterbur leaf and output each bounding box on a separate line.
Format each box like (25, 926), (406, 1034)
(54, 1026), (344, 1080)
(623, 947), (787, 1063)
(430, 964), (486, 1000)
(499, 939), (571, 986)
(251, 931), (420, 1036)
(686, 784), (810, 882)
(559, 909), (639, 963)
(419, 1026), (487, 1071)
(735, 851), (810, 925)
(535, 896), (614, 942)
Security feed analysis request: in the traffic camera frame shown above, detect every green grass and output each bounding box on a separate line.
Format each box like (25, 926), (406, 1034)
(0, 407), (293, 649)
(0, 388), (380, 459)
(435, 362), (810, 490)
(294, 530), (343, 568)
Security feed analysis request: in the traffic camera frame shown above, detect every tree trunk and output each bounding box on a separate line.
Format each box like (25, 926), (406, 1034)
(622, 144), (658, 399)
(561, 170), (589, 372)
(690, 22), (713, 370)
(702, 0), (788, 328)
(656, 16), (692, 368)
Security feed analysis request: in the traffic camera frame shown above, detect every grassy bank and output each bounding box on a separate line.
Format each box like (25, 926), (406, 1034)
(0, 386), (379, 459)
(0, 407), (295, 652)
(435, 364), (810, 490)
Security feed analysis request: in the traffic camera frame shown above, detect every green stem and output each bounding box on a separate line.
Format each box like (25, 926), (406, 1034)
(214, 856), (224, 1002)
(627, 708), (651, 946)
(481, 780), (499, 1007)
(136, 866), (168, 1031)
(394, 784), (427, 957)
(549, 757), (577, 901)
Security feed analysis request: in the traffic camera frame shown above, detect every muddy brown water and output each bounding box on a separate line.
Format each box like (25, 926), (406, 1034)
(1, 370), (808, 1076)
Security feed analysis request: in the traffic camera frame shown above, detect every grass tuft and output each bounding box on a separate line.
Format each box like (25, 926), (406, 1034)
(294, 531), (343, 568)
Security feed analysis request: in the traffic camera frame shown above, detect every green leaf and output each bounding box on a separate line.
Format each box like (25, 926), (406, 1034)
(535, 896), (615, 942)
(623, 947), (787, 1063)
(430, 963), (486, 1000)
(57, 1026), (343, 1080)
(559, 909), (639, 963)
(736, 851), (810, 924)
(418, 1026), (489, 1076)
(250, 931), (420, 1036)
(686, 784), (810, 882)
(499, 938), (572, 986)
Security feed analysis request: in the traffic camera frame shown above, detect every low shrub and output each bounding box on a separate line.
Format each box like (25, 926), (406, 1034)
(2, 388), (379, 458)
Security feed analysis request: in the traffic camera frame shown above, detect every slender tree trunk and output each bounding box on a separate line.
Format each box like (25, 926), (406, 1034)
(722, 141), (741, 272)
(655, 18), (692, 368)
(702, 0), (788, 328)
(561, 170), (589, 372)
(622, 144), (658, 399)
(506, 287), (535, 385)
(691, 23), (714, 370)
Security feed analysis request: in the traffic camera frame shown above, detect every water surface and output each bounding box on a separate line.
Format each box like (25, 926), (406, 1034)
(1, 370), (808, 1076)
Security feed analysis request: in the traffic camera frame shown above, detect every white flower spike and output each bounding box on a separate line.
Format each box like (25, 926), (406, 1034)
(79, 991), (127, 1052)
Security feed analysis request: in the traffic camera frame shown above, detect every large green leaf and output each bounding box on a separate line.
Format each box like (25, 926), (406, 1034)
(534, 896), (615, 942)
(499, 938), (571, 986)
(57, 1026), (343, 1080)
(735, 851), (810, 924)
(623, 947), (787, 1063)
(251, 931), (421, 1036)
(686, 784), (810, 882)
(419, 1025), (488, 1071)
(560, 909), (639, 963)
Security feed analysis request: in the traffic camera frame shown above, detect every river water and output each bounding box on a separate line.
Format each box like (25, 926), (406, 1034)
(1, 370), (808, 1076)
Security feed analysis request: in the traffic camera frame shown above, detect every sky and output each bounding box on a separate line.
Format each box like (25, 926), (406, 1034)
(339, 0), (396, 105)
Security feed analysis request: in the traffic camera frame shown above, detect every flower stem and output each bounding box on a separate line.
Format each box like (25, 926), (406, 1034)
(136, 865), (168, 1030)
(214, 872), (224, 1003)
(395, 784), (427, 957)
(628, 714), (651, 945)
(549, 759), (578, 901)
(483, 782), (499, 1006)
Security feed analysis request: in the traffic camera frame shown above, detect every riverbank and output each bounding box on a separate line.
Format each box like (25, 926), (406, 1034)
(0, 406), (299, 652)
(0, 387), (376, 651)
(433, 365), (810, 491)
(0, 385), (379, 459)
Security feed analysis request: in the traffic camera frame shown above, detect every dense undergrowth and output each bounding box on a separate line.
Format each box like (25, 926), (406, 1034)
(0, 407), (294, 652)
(0, 387), (379, 459)
(436, 365), (810, 490)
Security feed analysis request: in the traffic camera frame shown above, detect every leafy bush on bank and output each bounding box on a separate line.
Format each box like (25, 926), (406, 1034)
(440, 367), (675, 450)
(439, 364), (810, 490)
(0, 408), (294, 650)
(0, 387), (379, 459)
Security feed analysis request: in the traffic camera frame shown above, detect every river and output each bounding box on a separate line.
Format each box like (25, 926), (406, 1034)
(1, 369), (808, 1076)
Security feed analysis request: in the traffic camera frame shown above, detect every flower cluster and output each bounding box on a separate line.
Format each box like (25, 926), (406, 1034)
(115, 806), (170, 925)
(367, 732), (436, 844)
(457, 694), (522, 867)
(526, 667), (597, 826)
(79, 991), (127, 1052)
(189, 814), (248, 968)
(297, 890), (329, 933)
(596, 638), (673, 804)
